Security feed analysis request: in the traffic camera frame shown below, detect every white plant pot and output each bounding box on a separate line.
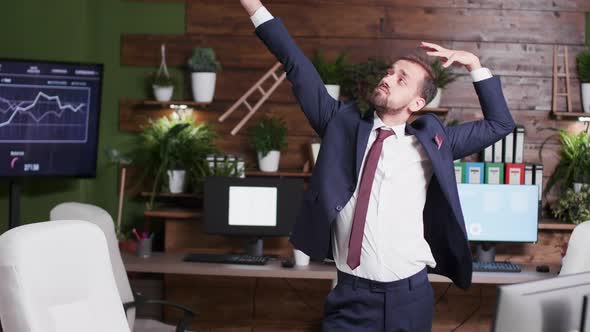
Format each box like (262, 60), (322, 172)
(167, 170), (186, 193)
(573, 182), (589, 193)
(191, 72), (216, 103)
(152, 85), (174, 102)
(293, 249), (310, 266)
(582, 83), (590, 113)
(257, 150), (280, 172)
(325, 84), (340, 100)
(426, 88), (442, 108)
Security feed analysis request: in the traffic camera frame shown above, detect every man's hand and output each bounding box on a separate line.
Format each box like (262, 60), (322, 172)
(240, 0), (263, 16)
(419, 42), (482, 72)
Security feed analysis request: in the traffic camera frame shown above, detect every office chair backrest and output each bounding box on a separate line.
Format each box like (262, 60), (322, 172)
(0, 220), (131, 332)
(560, 220), (590, 275)
(49, 202), (135, 330)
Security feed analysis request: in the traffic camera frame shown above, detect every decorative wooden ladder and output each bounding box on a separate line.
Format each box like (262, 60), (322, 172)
(552, 45), (573, 119)
(218, 62), (286, 135)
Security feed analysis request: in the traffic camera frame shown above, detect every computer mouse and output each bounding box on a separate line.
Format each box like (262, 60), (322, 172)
(536, 265), (550, 273)
(281, 258), (295, 268)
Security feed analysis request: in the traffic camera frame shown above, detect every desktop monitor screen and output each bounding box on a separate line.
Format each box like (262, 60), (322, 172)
(457, 184), (538, 242)
(493, 272), (590, 332)
(0, 59), (103, 177)
(203, 176), (303, 237)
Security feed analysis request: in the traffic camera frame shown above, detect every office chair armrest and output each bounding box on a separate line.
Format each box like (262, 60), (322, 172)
(123, 291), (197, 332)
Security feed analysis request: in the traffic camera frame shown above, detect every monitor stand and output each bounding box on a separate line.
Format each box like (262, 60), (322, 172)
(475, 242), (496, 263)
(245, 238), (264, 256)
(8, 179), (21, 230)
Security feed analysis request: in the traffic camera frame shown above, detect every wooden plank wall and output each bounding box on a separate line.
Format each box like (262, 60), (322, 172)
(122, 1), (587, 331)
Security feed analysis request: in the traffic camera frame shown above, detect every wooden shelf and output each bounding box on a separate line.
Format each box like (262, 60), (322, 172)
(551, 110), (589, 120)
(538, 219), (576, 231)
(144, 208), (202, 219)
(140, 191), (201, 199)
(130, 99), (211, 109)
(245, 169), (312, 177)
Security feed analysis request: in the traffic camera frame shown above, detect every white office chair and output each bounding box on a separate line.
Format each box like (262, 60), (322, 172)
(50, 202), (195, 332)
(0, 220), (131, 332)
(560, 220), (590, 275)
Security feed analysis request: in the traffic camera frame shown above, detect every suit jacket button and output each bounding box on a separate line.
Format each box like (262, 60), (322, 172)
(336, 205), (343, 211)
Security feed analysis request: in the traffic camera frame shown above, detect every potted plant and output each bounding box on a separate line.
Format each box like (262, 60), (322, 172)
(133, 112), (217, 209)
(247, 116), (288, 172)
(187, 48), (221, 103)
(341, 57), (390, 115)
(426, 59), (459, 108)
(577, 49), (590, 113)
(311, 50), (348, 100)
(545, 130), (590, 195)
(552, 188), (590, 225)
(151, 44), (175, 102)
(151, 72), (175, 102)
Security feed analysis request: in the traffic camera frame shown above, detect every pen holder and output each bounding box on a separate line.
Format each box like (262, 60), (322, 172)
(136, 238), (153, 258)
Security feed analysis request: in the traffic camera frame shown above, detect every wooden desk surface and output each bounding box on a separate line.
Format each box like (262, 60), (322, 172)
(122, 252), (558, 284)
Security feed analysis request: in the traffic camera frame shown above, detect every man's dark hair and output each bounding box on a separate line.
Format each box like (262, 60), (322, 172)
(396, 54), (438, 106)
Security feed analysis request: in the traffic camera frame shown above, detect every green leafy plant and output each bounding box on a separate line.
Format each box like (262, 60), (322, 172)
(132, 113), (217, 209)
(431, 59), (459, 89)
(545, 130), (590, 195)
(577, 49), (590, 83)
(341, 57), (390, 115)
(311, 50), (349, 85)
(552, 188), (590, 224)
(187, 48), (221, 73)
(150, 71), (175, 87)
(247, 116), (288, 157)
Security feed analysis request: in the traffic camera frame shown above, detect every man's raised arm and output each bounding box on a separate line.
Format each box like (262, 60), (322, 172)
(240, 0), (339, 137)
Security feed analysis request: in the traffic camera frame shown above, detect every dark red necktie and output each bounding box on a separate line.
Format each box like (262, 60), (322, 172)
(347, 127), (395, 270)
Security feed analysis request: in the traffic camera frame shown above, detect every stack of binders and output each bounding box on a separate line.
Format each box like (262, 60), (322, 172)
(454, 125), (543, 206)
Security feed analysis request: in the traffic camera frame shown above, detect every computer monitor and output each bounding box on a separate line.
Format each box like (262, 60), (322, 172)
(203, 176), (304, 256)
(493, 272), (590, 332)
(0, 59), (103, 177)
(457, 184), (538, 262)
(581, 294), (590, 332)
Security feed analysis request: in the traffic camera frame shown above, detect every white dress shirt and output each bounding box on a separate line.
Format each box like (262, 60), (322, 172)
(250, 6), (493, 282)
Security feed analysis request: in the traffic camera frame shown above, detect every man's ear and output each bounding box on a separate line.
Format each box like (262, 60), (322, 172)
(409, 96), (426, 113)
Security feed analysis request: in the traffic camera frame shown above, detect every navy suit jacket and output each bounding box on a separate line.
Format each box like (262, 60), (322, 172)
(255, 18), (516, 289)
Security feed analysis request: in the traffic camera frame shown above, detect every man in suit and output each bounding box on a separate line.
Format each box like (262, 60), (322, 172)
(240, 1), (515, 331)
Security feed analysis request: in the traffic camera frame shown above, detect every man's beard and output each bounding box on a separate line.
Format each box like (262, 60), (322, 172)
(369, 89), (404, 115)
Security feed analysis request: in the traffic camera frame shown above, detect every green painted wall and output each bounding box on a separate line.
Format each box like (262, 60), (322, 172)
(0, 0), (185, 233)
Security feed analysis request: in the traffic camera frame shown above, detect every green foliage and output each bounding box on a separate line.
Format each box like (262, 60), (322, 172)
(150, 71), (176, 87)
(431, 59), (459, 89)
(247, 116), (288, 157)
(341, 57), (390, 115)
(552, 188), (590, 224)
(311, 50), (349, 85)
(187, 48), (221, 73)
(545, 130), (590, 195)
(132, 113), (217, 209)
(577, 49), (590, 83)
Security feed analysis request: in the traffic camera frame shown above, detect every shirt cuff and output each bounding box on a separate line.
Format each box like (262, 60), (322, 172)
(470, 67), (493, 82)
(250, 6), (274, 28)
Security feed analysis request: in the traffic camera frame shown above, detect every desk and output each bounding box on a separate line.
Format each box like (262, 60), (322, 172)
(122, 251), (558, 284)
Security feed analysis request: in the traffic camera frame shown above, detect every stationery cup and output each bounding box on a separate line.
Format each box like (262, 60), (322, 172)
(136, 238), (153, 258)
(293, 249), (310, 266)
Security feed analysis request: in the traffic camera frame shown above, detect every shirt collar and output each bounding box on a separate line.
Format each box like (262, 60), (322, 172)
(373, 111), (406, 137)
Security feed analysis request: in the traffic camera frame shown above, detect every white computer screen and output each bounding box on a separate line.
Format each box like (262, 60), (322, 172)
(228, 186), (277, 227)
(457, 184), (538, 242)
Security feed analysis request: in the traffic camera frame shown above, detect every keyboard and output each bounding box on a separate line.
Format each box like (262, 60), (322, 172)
(183, 253), (269, 265)
(473, 261), (521, 273)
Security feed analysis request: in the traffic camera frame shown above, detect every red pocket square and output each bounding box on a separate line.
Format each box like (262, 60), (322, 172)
(434, 133), (444, 149)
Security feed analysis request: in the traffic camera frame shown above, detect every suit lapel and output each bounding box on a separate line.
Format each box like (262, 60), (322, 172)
(354, 113), (373, 181)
